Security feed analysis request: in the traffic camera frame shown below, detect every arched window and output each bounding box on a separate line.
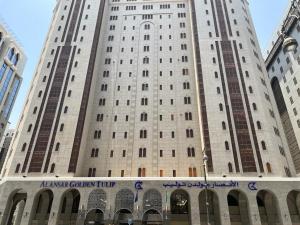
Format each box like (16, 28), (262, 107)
(7, 48), (15, 60)
(27, 124), (32, 132)
(219, 103), (223, 111)
(50, 163), (55, 173)
(228, 163), (233, 173)
(249, 86), (253, 93)
(55, 143), (60, 151)
(138, 168), (146, 177)
(225, 141), (230, 150)
(266, 163), (272, 173)
(12, 53), (19, 66)
(257, 121), (262, 129)
(21, 143), (27, 152)
(222, 121), (226, 130)
(15, 163), (20, 173)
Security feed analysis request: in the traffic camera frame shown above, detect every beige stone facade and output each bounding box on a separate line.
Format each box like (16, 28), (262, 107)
(0, 0), (298, 225)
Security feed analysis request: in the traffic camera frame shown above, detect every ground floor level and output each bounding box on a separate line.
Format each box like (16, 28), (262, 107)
(0, 177), (299, 225)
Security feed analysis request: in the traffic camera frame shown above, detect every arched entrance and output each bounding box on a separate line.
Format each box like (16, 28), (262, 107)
(199, 190), (221, 225)
(227, 190), (250, 225)
(114, 189), (134, 225)
(114, 209), (133, 225)
(29, 189), (54, 225)
(287, 190), (300, 225)
(84, 209), (104, 225)
(142, 210), (162, 225)
(2, 189), (27, 225)
(170, 190), (191, 225)
(142, 189), (163, 225)
(257, 190), (283, 225)
(57, 189), (80, 224)
(84, 189), (107, 225)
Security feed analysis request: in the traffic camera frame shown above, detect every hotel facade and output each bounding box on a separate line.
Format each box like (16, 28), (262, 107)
(1, 0), (300, 225)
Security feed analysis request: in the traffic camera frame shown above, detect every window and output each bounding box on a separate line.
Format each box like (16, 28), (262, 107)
(140, 130), (147, 138)
(138, 168), (146, 177)
(225, 141), (230, 150)
(228, 163), (233, 173)
(21, 143), (27, 152)
(188, 167), (197, 177)
(27, 124), (32, 132)
(222, 121), (226, 130)
(186, 129), (194, 138)
(141, 112), (148, 121)
(187, 147), (195, 157)
(185, 112), (192, 120)
(257, 121), (262, 129)
(266, 163), (272, 173)
(55, 143), (60, 151)
(261, 141), (267, 150)
(50, 163), (55, 173)
(139, 148), (147, 158)
(15, 164), (20, 173)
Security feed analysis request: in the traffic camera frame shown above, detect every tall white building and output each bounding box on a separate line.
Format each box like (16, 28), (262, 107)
(0, 24), (25, 141)
(266, 3), (300, 174)
(1, 1), (300, 225)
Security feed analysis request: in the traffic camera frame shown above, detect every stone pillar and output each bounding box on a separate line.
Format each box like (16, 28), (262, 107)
(14, 200), (26, 225)
(189, 191), (200, 225)
(76, 191), (89, 225)
(277, 195), (292, 225)
(48, 190), (64, 225)
(20, 193), (35, 225)
(218, 192), (231, 225)
(247, 194), (262, 225)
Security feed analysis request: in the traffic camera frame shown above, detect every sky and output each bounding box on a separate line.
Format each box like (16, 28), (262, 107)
(0, 0), (291, 128)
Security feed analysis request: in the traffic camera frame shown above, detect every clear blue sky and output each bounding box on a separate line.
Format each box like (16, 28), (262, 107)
(0, 0), (290, 128)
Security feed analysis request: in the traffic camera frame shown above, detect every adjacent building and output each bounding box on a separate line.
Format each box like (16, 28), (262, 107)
(0, 24), (25, 141)
(0, 129), (14, 174)
(0, 1), (299, 225)
(265, 3), (300, 174)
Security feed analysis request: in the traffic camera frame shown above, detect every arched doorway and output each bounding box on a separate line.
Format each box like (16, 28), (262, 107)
(227, 190), (250, 225)
(142, 189), (163, 225)
(142, 210), (162, 225)
(57, 189), (80, 224)
(256, 190), (283, 225)
(114, 189), (134, 225)
(287, 190), (300, 225)
(2, 190), (27, 225)
(84, 209), (104, 225)
(29, 189), (54, 225)
(199, 190), (221, 225)
(114, 209), (133, 225)
(170, 190), (191, 225)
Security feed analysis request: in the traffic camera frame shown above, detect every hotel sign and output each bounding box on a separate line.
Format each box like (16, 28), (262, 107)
(40, 181), (116, 188)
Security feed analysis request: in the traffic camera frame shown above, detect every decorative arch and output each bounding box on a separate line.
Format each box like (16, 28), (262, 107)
(87, 189), (107, 212)
(199, 189), (221, 225)
(57, 189), (80, 224)
(142, 209), (163, 225)
(170, 189), (191, 225)
(256, 190), (283, 225)
(143, 189), (162, 213)
(287, 190), (300, 225)
(227, 190), (251, 225)
(115, 189), (134, 212)
(28, 189), (54, 225)
(2, 189), (27, 225)
(84, 209), (104, 225)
